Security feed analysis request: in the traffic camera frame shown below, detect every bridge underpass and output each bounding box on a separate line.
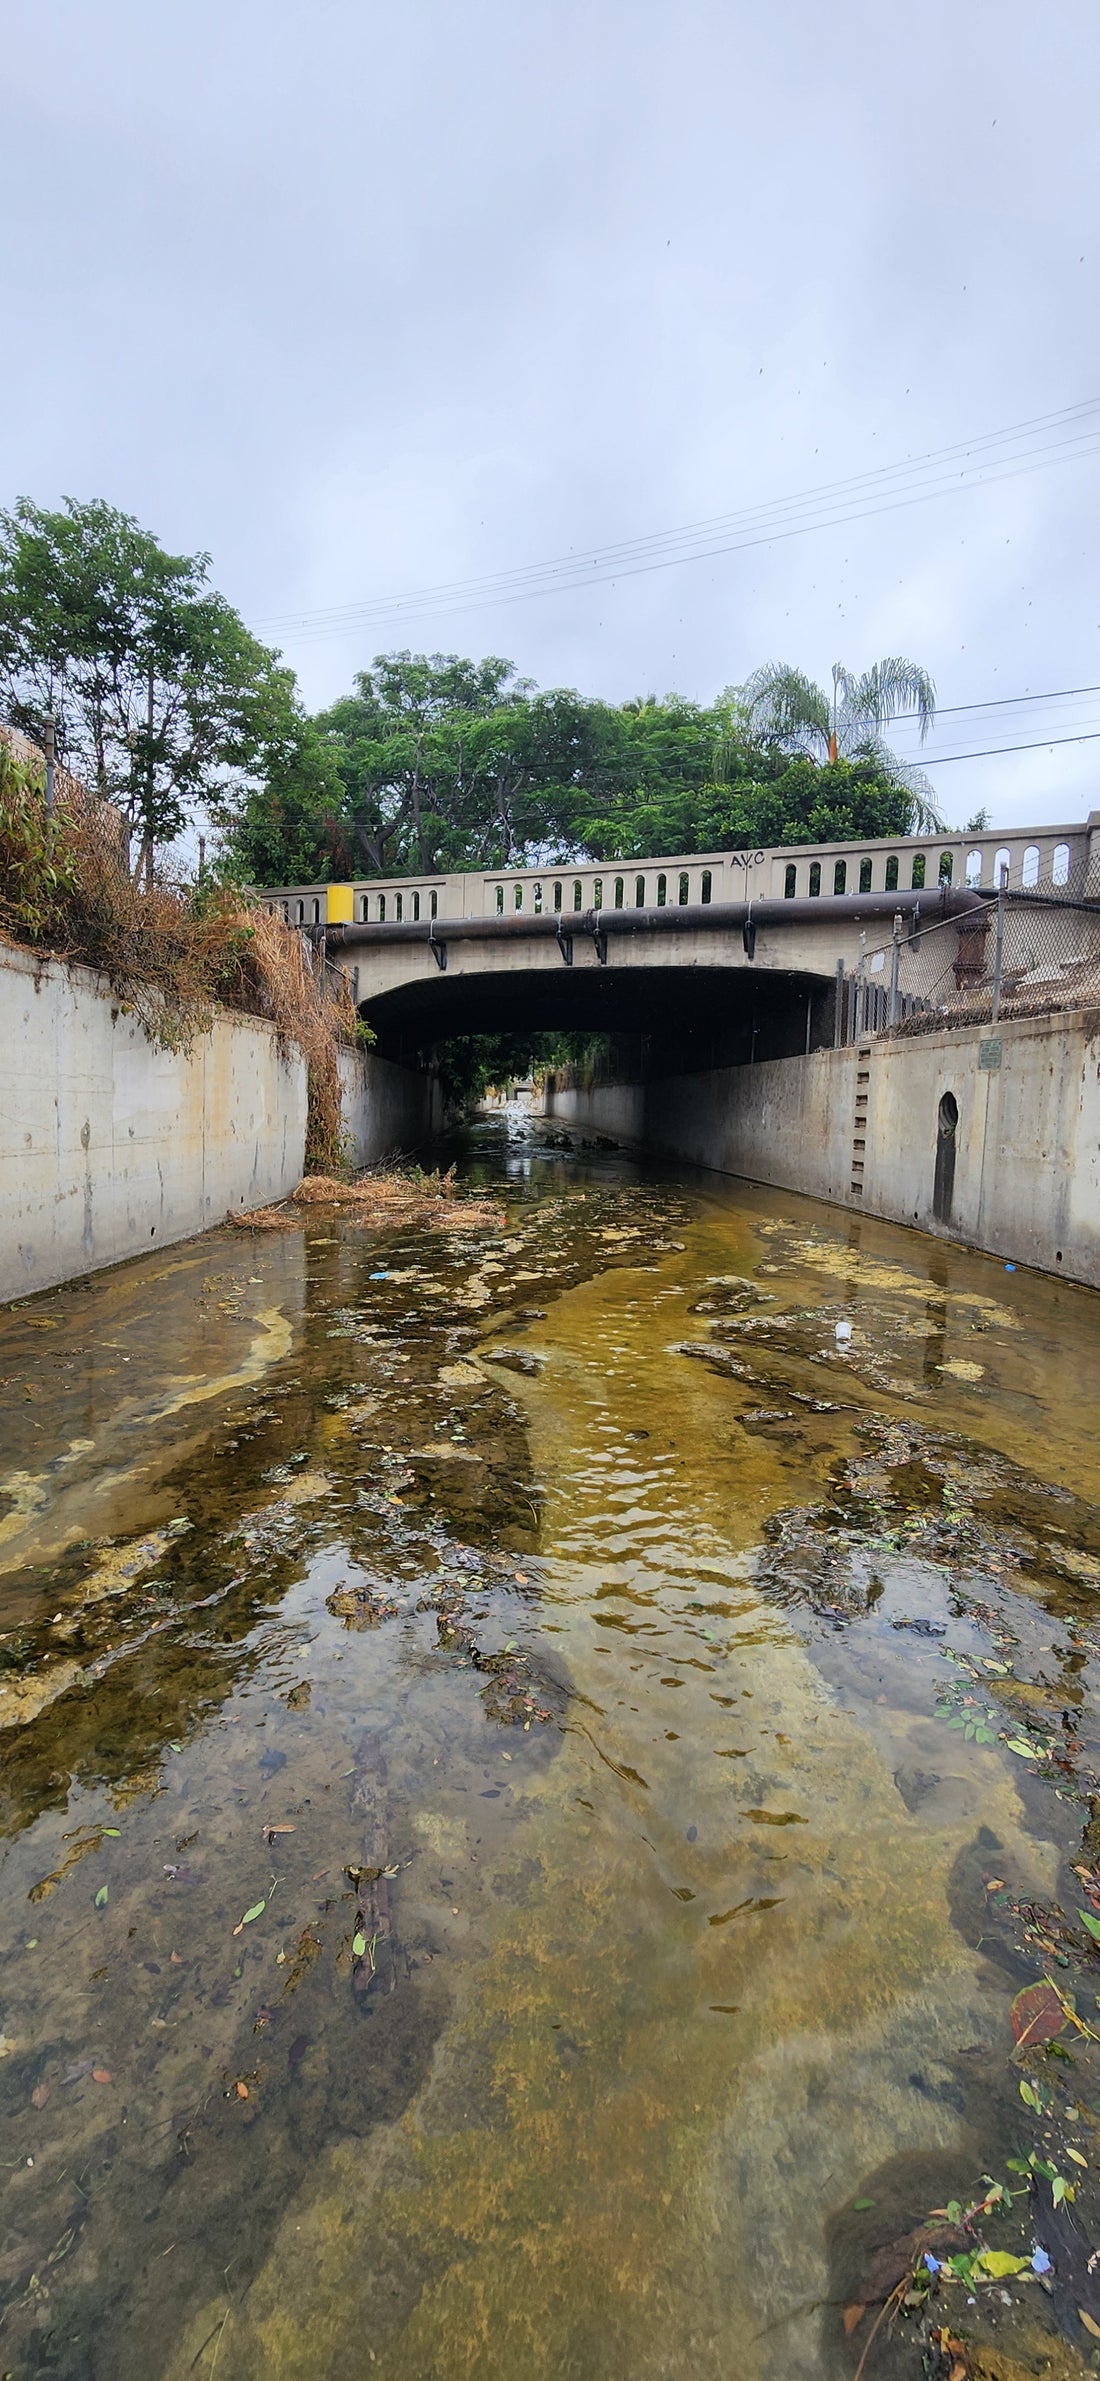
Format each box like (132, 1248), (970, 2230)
(261, 817), (1097, 1087)
(323, 880), (987, 1076)
(348, 956), (839, 1075)
(253, 820), (1100, 1287)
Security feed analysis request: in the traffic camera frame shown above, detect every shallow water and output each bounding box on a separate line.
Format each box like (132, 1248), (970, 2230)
(3, 1118), (1100, 2379)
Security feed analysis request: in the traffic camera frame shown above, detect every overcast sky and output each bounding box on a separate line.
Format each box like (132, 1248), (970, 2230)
(4, 0), (1099, 829)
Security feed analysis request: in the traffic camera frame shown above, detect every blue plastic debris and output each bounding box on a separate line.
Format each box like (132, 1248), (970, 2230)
(1031, 2245), (1052, 2275)
(369, 1272), (388, 1281)
(1005, 1262), (1016, 1272)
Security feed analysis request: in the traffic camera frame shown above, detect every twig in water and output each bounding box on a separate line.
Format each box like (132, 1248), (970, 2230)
(853, 2276), (908, 2381)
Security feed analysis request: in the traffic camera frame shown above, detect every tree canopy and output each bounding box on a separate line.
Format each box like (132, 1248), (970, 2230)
(0, 496), (939, 884)
(740, 655), (943, 829)
(0, 497), (300, 875)
(223, 651), (919, 885)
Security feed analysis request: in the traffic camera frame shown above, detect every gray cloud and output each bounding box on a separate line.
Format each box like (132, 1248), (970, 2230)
(4, 0), (1099, 829)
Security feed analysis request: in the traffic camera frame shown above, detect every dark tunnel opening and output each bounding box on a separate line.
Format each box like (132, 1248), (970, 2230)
(358, 963), (839, 1091)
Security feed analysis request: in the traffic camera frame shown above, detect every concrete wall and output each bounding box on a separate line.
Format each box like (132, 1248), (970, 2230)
(2, 942), (309, 1302)
(1, 944), (440, 1303)
(338, 1045), (443, 1163)
(545, 1006), (1100, 1289)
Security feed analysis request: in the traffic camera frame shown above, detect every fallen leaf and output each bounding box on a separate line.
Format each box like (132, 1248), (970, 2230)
(842, 2305), (865, 2335)
(264, 1824), (296, 1836)
(1011, 1981), (1070, 2049)
(94, 1885), (108, 1909)
(1080, 1909), (1100, 1946)
(1081, 2308), (1100, 2341)
(975, 2249), (1029, 2278)
(352, 1931), (367, 1957)
(235, 2081), (249, 2100)
(241, 1900), (265, 1926)
(101, 1827), (121, 1838)
(91, 2068), (112, 2085)
(30, 2083), (49, 2109)
(1067, 2148), (1089, 2168)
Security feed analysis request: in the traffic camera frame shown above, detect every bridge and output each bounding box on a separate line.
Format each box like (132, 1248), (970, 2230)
(259, 815), (1099, 1064)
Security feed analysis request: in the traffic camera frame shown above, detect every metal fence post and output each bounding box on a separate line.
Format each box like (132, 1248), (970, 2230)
(992, 870), (1006, 1022)
(888, 909), (902, 1028)
(43, 715), (55, 817)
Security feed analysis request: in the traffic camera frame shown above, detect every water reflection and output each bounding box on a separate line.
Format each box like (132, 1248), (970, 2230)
(0, 1120), (1098, 2378)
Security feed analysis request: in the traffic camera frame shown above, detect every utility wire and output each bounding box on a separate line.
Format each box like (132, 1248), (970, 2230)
(916, 727), (1100, 768)
(253, 399), (1100, 644)
(923, 680), (1100, 721)
(255, 398), (1100, 629)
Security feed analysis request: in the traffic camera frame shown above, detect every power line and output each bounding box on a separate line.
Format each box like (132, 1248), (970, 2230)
(255, 397), (1100, 630)
(926, 679), (1100, 721)
(252, 398), (1100, 645)
(269, 428), (1100, 641)
(921, 726), (1100, 767)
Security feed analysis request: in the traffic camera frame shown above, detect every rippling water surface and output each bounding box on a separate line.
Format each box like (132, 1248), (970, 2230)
(2, 1115), (1100, 2379)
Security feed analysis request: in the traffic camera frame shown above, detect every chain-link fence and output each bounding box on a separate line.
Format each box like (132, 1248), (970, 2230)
(838, 884), (1100, 1042)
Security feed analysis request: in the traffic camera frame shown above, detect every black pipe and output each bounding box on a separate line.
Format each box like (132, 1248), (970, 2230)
(327, 883), (978, 952)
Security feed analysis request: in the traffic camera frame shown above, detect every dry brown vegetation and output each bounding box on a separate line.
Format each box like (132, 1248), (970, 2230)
(0, 726), (357, 1170)
(228, 1168), (505, 1235)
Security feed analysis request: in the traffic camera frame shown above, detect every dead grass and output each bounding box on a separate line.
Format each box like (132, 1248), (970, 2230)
(0, 731), (357, 1171)
(291, 1169), (505, 1232)
(228, 1169), (505, 1236)
(224, 1204), (301, 1234)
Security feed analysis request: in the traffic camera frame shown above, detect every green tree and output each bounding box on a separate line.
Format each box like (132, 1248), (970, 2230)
(220, 648), (936, 888)
(318, 652), (530, 875)
(222, 714), (351, 886)
(0, 497), (297, 880)
(737, 656), (944, 829)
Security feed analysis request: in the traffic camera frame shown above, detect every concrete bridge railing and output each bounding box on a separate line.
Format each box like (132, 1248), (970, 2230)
(258, 816), (1099, 932)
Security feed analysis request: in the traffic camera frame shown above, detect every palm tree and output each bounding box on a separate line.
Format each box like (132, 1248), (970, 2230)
(735, 656), (945, 832)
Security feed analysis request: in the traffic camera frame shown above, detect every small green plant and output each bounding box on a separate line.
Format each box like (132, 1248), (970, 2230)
(0, 743), (79, 936)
